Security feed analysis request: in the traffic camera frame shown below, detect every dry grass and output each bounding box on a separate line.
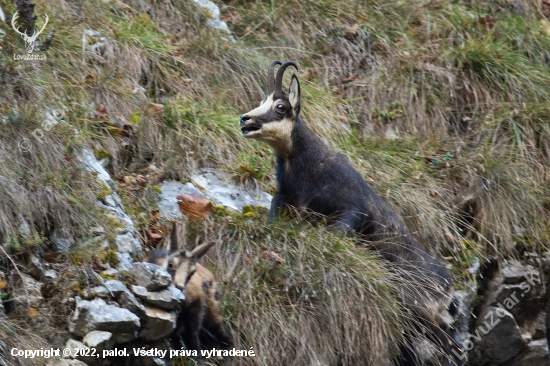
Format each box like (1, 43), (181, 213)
(0, 314), (51, 366)
(179, 213), (403, 366)
(0, 0), (549, 364)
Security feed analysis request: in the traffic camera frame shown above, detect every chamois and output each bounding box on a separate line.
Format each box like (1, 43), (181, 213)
(239, 60), (463, 366)
(147, 222), (234, 365)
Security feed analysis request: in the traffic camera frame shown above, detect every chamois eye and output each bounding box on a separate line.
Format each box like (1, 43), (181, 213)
(168, 260), (173, 269)
(276, 104), (286, 113)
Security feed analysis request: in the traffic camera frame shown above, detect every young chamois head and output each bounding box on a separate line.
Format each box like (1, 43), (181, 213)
(148, 240), (216, 291)
(239, 60), (301, 156)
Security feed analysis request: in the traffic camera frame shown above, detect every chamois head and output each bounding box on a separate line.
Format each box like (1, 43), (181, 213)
(150, 241), (216, 291)
(240, 60), (300, 156)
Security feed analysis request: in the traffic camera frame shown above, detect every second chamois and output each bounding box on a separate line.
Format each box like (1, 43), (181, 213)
(147, 222), (234, 365)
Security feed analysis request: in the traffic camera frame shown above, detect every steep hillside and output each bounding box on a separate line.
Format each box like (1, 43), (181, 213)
(0, 0), (549, 365)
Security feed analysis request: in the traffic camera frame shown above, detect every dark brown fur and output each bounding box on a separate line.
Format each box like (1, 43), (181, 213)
(240, 60), (463, 366)
(147, 223), (233, 364)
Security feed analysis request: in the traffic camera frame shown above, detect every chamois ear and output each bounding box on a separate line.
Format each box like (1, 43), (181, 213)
(289, 74), (301, 113)
(190, 241), (216, 259)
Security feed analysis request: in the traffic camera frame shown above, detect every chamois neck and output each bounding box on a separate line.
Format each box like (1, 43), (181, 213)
(280, 116), (330, 162)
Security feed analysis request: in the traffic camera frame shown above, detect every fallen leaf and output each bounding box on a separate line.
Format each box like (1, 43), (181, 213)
(344, 24), (359, 40)
(91, 254), (107, 270)
(341, 75), (357, 84)
(27, 307), (39, 318)
(145, 102), (164, 116)
(176, 194), (213, 220)
(262, 248), (285, 264)
(94, 104), (108, 119)
(147, 228), (162, 240)
(85, 74), (97, 84)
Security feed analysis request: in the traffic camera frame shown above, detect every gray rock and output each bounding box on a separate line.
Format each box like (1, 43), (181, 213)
(128, 263), (171, 291)
(105, 193), (121, 207)
(470, 306), (527, 365)
(138, 306), (177, 341)
(453, 257), (481, 357)
(508, 339), (550, 366)
(79, 148), (142, 257)
(25, 252), (44, 280)
(502, 259), (537, 285)
(526, 311), (546, 340)
(18, 214), (31, 239)
(490, 278), (544, 329)
(145, 357), (168, 366)
(103, 280), (130, 297)
(53, 229), (75, 252)
(91, 286), (109, 298)
(91, 226), (106, 236)
(47, 359), (89, 366)
(64, 339), (95, 364)
(102, 268), (119, 277)
(69, 298), (140, 340)
(192, 0), (236, 42)
(116, 252), (134, 271)
(157, 169), (272, 218)
(83, 330), (114, 350)
(115, 232), (142, 255)
(89, 286), (109, 299)
(44, 269), (58, 280)
(8, 272), (43, 310)
(132, 285), (185, 310)
(118, 291), (146, 319)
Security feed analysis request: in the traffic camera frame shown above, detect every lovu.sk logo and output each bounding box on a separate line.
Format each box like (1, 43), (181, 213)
(11, 11), (48, 60)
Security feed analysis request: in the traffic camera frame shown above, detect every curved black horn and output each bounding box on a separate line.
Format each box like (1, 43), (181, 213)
(274, 61), (298, 96)
(267, 60), (282, 94)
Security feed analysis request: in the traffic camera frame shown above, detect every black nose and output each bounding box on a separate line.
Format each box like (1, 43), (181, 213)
(240, 115), (251, 126)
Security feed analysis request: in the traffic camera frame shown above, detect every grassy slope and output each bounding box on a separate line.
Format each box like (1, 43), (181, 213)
(0, 0), (549, 365)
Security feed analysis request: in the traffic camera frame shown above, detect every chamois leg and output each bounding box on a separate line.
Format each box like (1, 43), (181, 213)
(420, 314), (464, 366)
(268, 192), (284, 221)
(398, 336), (422, 366)
(180, 300), (205, 355)
(202, 307), (234, 365)
(332, 211), (363, 234)
(206, 319), (234, 349)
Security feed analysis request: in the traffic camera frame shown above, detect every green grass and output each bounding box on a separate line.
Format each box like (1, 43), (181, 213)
(1, 0), (549, 364)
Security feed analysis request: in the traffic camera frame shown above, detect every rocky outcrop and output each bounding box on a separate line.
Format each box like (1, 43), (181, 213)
(131, 285), (185, 310)
(83, 330), (115, 350)
(69, 297), (141, 341)
(8, 272), (44, 310)
(469, 259), (549, 366)
(469, 306), (527, 365)
(128, 263), (172, 292)
(138, 307), (177, 341)
(78, 148), (142, 256)
(59, 266), (184, 366)
(157, 169), (272, 218)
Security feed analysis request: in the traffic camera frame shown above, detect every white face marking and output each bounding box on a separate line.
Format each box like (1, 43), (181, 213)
(245, 93), (275, 118)
(253, 118), (293, 157)
(240, 94), (294, 157)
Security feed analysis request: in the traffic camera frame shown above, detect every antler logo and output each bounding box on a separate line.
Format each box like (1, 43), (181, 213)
(11, 11), (49, 53)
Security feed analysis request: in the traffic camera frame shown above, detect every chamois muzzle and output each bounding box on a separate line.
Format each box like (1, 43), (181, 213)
(239, 115), (251, 126)
(240, 114), (261, 135)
